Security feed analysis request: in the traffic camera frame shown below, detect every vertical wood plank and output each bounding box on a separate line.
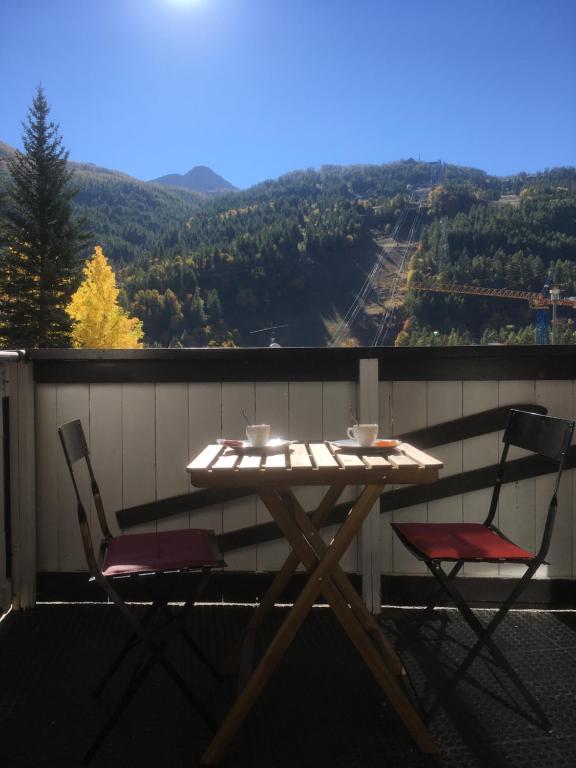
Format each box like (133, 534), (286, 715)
(391, 381), (427, 436)
(10, 362), (36, 607)
(221, 383), (257, 570)
(121, 384), (156, 533)
(0, 365), (8, 611)
(36, 384), (58, 572)
(55, 384), (90, 572)
(255, 382), (290, 571)
(188, 383), (223, 533)
(0, 372), (4, 608)
(88, 384), (123, 538)
(535, 380), (575, 577)
(155, 384), (190, 532)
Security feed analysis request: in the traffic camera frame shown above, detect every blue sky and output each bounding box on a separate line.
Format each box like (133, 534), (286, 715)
(1, 0), (575, 188)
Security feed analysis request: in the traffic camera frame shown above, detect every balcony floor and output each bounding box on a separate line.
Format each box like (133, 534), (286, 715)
(1, 603), (576, 767)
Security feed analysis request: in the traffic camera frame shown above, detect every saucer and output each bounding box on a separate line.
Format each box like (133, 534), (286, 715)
(331, 438), (400, 453)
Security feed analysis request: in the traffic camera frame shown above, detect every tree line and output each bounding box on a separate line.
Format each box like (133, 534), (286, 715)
(2, 88), (576, 349)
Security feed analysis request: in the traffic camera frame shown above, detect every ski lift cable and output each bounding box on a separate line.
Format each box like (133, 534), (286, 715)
(372, 205), (422, 346)
(372, 201), (424, 346)
(329, 197), (414, 345)
(330, 200), (413, 344)
(375, 202), (424, 346)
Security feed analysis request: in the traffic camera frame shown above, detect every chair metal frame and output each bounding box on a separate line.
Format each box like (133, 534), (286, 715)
(392, 409), (575, 730)
(58, 419), (224, 764)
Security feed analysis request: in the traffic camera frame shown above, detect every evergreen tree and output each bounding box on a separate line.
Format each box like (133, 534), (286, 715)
(67, 246), (143, 348)
(0, 86), (89, 347)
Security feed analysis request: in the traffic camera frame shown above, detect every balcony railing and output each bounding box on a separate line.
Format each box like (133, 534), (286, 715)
(2, 345), (576, 612)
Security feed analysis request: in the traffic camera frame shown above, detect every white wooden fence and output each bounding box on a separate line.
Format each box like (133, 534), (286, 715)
(35, 377), (576, 582)
(3, 348), (576, 611)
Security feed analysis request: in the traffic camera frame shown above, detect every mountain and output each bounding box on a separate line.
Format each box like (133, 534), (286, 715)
(151, 165), (236, 194)
(0, 140), (15, 161)
(0, 139), (204, 264)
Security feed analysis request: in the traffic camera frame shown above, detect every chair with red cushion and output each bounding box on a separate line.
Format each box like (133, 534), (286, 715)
(391, 409), (574, 730)
(59, 419), (225, 764)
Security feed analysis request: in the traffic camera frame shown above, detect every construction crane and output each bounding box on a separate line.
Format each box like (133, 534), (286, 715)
(411, 282), (576, 344)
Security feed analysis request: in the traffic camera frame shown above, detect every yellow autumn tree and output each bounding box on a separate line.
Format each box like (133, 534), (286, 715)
(66, 246), (144, 348)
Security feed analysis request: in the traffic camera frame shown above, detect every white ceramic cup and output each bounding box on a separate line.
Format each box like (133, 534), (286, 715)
(346, 424), (378, 447)
(246, 424), (270, 447)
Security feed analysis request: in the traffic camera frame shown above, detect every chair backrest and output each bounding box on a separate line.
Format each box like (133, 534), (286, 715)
(504, 409), (573, 461)
(58, 419), (112, 572)
(486, 409), (575, 560)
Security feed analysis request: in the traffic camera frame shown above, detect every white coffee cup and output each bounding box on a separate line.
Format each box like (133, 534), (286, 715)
(246, 424), (270, 447)
(346, 424), (378, 447)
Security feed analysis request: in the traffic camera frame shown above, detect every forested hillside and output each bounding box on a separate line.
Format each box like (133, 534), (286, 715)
(2, 145), (575, 347)
(400, 168), (576, 346)
(115, 160), (514, 346)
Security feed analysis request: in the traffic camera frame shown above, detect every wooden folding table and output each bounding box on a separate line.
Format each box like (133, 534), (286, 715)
(187, 440), (443, 764)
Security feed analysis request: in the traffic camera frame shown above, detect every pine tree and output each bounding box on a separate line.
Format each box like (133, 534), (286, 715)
(0, 86), (89, 347)
(67, 246), (143, 348)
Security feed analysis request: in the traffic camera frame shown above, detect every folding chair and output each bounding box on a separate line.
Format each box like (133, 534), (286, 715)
(391, 409), (574, 730)
(58, 419), (225, 763)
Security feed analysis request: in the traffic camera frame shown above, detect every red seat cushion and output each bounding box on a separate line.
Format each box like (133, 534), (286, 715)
(391, 522), (535, 562)
(102, 529), (220, 577)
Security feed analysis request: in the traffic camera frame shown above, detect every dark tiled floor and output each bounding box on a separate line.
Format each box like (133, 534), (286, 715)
(1, 603), (576, 767)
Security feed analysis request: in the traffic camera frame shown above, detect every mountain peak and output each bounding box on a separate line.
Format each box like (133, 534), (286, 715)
(151, 165), (236, 194)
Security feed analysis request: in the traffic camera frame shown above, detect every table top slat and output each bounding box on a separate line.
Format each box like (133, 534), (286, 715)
(265, 453), (287, 469)
(238, 455), (263, 470)
(212, 453), (240, 470)
(309, 442), (339, 468)
(187, 443), (224, 470)
(388, 453), (419, 468)
(335, 453), (366, 468)
(398, 442), (444, 468)
(289, 443), (313, 468)
(363, 455), (392, 468)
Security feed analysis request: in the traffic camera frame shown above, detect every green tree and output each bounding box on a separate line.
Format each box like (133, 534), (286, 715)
(0, 86), (89, 347)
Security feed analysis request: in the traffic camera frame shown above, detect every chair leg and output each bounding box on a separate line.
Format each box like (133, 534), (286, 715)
(157, 601), (222, 682)
(92, 605), (159, 698)
(140, 571), (222, 682)
(98, 576), (219, 731)
(396, 561), (464, 654)
(427, 561), (551, 730)
(84, 651), (156, 765)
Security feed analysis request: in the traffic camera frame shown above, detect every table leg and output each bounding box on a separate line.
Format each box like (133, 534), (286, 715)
(280, 488), (404, 676)
(261, 489), (436, 755)
(222, 483), (345, 676)
(201, 484), (384, 765)
(201, 485), (438, 765)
